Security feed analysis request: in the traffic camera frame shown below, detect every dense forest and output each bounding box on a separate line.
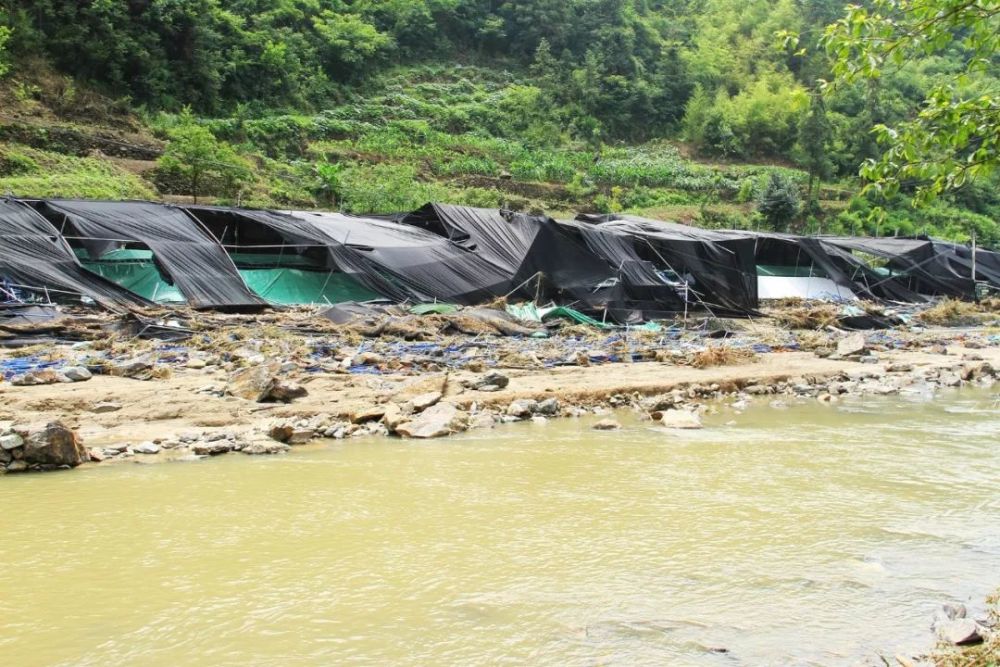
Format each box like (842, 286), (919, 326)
(0, 0), (998, 244)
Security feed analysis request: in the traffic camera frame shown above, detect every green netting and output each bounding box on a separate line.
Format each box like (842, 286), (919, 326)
(507, 303), (614, 329)
(80, 260), (186, 303)
(240, 268), (380, 305)
(757, 264), (828, 278)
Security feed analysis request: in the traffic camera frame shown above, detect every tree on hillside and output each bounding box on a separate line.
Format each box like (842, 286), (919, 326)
(157, 112), (251, 203)
(756, 172), (801, 231)
(823, 0), (1000, 206)
(0, 26), (10, 78)
(797, 89), (833, 206)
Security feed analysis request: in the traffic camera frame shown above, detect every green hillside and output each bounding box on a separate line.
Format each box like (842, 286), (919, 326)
(0, 0), (998, 244)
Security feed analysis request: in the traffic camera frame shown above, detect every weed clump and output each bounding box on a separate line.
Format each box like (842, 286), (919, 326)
(690, 346), (756, 368)
(916, 299), (986, 327)
(769, 304), (841, 330)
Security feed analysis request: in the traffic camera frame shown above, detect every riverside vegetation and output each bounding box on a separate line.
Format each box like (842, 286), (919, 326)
(0, 1), (999, 246)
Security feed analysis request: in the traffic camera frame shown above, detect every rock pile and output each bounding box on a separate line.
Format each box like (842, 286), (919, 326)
(0, 421), (88, 473)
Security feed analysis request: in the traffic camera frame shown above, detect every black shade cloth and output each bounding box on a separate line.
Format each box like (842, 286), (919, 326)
(572, 214), (759, 314)
(820, 236), (1000, 299)
(286, 209), (518, 303)
(31, 200), (266, 309)
(400, 204), (620, 306)
(0, 199), (150, 310)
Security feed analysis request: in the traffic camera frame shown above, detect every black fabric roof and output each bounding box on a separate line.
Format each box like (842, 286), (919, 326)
(0, 199), (150, 310)
(401, 204), (620, 306)
(821, 236), (985, 299)
(32, 200), (266, 309)
(572, 215), (759, 314)
(286, 210), (515, 303)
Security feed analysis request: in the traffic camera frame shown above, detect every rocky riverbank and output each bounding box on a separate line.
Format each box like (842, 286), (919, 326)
(0, 310), (997, 474)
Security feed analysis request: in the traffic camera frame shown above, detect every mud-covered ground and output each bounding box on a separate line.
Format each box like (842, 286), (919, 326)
(0, 300), (998, 472)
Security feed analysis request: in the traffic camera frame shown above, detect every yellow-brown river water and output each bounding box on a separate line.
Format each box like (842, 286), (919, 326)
(1, 389), (998, 666)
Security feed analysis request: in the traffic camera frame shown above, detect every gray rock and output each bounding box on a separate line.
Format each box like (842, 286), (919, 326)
(109, 357), (154, 380)
(409, 391), (442, 412)
(938, 371), (962, 387)
(506, 398), (538, 418)
(0, 433), (24, 450)
(351, 406), (386, 424)
(287, 428), (315, 444)
(381, 404), (408, 431)
(268, 380), (308, 402)
(395, 403), (468, 439)
(11, 369), (65, 386)
(62, 366), (93, 382)
(536, 398), (560, 416)
(22, 422), (87, 467)
(90, 401), (122, 413)
(659, 410), (703, 429)
(465, 372), (510, 391)
(133, 442), (161, 455)
(191, 441), (233, 456)
(935, 618), (983, 646)
(6, 459), (28, 473)
(185, 358), (207, 369)
(837, 332), (866, 357)
(241, 440), (291, 455)
(592, 418), (621, 431)
(468, 413), (496, 430)
(227, 364), (277, 401)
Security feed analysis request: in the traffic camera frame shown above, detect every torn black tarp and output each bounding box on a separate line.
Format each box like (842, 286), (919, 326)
(286, 210), (517, 304)
(29, 200), (266, 310)
(400, 204), (620, 307)
(573, 214), (759, 314)
(821, 236), (995, 300)
(0, 199), (150, 311)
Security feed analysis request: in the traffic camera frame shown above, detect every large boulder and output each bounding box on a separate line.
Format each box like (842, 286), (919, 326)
(506, 398), (538, 419)
(21, 422), (88, 467)
(227, 362), (308, 403)
(395, 403), (468, 439)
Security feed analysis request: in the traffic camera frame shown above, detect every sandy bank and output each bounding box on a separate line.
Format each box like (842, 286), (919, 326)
(0, 323), (997, 472)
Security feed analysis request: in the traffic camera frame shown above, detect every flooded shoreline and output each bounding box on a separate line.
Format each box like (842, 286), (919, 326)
(2, 388), (998, 665)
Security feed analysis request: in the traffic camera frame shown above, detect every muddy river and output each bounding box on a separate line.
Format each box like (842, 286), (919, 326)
(2, 389), (998, 666)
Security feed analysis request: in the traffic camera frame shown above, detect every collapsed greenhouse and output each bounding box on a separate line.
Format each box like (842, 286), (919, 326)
(0, 197), (998, 319)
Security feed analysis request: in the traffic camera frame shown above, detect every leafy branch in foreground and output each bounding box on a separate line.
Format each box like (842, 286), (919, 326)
(822, 0), (1000, 206)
